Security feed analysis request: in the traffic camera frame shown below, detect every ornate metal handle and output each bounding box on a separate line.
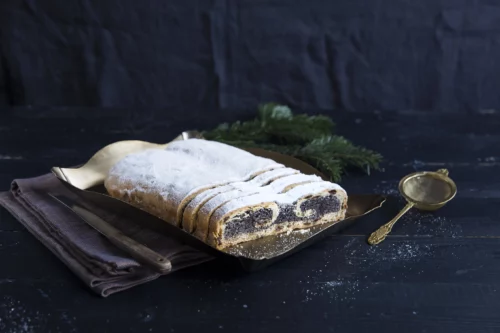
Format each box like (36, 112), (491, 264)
(367, 202), (415, 245)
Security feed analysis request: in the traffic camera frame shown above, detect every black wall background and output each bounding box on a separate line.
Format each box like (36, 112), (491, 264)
(1, 0), (499, 113)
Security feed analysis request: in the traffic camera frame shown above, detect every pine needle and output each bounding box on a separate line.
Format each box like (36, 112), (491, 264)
(203, 103), (383, 182)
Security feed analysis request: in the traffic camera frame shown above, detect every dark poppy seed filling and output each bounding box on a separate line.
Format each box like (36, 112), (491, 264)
(299, 195), (340, 216)
(222, 195), (342, 240)
(224, 208), (274, 239)
(274, 195), (341, 224)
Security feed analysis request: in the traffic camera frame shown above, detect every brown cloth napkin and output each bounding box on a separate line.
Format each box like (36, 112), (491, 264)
(0, 173), (213, 297)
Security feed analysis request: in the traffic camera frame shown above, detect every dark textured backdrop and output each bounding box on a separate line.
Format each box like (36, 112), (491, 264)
(1, 0), (499, 113)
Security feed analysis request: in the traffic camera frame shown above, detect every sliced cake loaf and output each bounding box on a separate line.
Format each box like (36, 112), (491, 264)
(104, 139), (348, 249)
(181, 167), (300, 233)
(206, 181), (347, 249)
(193, 173), (324, 242)
(104, 139), (283, 225)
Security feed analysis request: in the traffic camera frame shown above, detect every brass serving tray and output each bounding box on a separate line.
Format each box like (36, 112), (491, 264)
(52, 133), (385, 271)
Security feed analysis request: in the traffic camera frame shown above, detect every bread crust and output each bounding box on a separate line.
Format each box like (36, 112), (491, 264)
(104, 139), (348, 249)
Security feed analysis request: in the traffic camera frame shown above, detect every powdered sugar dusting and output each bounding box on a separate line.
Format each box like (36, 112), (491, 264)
(107, 139), (283, 197)
(295, 179), (462, 304)
(210, 181), (344, 223)
(302, 278), (366, 302)
(185, 169), (301, 233)
(105, 139), (283, 222)
(183, 184), (235, 232)
(295, 229), (311, 235)
(182, 168), (299, 231)
(0, 296), (48, 333)
(253, 173), (323, 192)
(299, 232), (442, 303)
(405, 208), (463, 238)
(373, 180), (402, 198)
(249, 167), (300, 184)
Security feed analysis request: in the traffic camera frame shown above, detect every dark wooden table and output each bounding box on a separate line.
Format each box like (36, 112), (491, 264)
(1, 108), (499, 333)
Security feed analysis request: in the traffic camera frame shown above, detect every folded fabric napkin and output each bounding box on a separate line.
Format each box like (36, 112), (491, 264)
(0, 173), (213, 297)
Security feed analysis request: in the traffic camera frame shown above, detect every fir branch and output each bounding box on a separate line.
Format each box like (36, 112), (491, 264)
(203, 103), (383, 182)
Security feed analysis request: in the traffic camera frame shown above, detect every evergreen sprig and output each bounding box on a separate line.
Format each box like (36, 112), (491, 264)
(203, 103), (382, 182)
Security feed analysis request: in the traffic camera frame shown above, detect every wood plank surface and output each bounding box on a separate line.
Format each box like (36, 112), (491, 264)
(0, 109), (499, 333)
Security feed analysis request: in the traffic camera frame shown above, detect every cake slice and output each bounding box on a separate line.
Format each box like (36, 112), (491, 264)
(193, 173), (324, 242)
(206, 181), (347, 249)
(181, 167), (300, 233)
